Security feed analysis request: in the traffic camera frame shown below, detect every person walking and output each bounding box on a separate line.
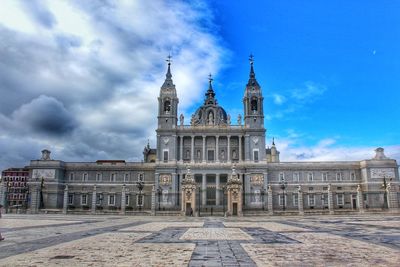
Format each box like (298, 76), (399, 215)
(0, 204), (4, 241)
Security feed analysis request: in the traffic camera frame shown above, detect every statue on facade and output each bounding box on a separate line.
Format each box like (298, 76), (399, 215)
(180, 114), (184, 126)
(191, 114), (195, 125)
(237, 114), (242, 126)
(227, 114), (231, 125)
(208, 112), (214, 125)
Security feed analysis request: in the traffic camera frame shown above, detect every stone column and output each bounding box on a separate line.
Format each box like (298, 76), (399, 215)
(328, 184), (334, 214)
(267, 185), (273, 215)
(30, 184), (39, 214)
(238, 135), (242, 162)
(216, 173), (220, 205)
(151, 185), (156, 216)
(202, 135), (206, 163)
(63, 185), (68, 214)
(356, 184), (364, 213)
(387, 183), (399, 212)
(202, 173), (207, 206)
(297, 186), (304, 215)
(244, 135), (250, 161)
(180, 136), (184, 163)
(216, 136), (219, 162)
(121, 184), (126, 215)
(91, 185), (97, 214)
(227, 135), (231, 163)
(191, 136), (195, 163)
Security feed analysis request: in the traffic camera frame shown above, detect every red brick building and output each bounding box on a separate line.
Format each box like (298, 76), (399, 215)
(1, 168), (29, 210)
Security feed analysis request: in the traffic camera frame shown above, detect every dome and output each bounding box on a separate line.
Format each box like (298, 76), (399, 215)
(192, 104), (228, 126)
(190, 75), (229, 126)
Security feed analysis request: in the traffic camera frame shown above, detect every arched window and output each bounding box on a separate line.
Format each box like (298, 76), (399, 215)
(164, 99), (171, 114)
(251, 98), (258, 113)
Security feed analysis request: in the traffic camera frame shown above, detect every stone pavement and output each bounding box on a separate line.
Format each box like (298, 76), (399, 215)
(0, 214), (399, 266)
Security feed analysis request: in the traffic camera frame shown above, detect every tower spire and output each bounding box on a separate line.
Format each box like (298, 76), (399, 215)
(247, 54), (259, 87)
(249, 54), (255, 78)
(161, 54), (174, 89)
(205, 73), (216, 104)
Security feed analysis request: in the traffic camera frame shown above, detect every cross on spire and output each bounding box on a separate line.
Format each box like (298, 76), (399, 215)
(208, 73), (213, 83)
(249, 54), (254, 65)
(166, 54), (172, 65)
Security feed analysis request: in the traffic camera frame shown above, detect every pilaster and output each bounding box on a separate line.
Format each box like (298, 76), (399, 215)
(328, 185), (334, 215)
(298, 186), (304, 215)
(267, 185), (273, 215)
(356, 184), (364, 213)
(63, 185), (68, 214)
(91, 185), (96, 214)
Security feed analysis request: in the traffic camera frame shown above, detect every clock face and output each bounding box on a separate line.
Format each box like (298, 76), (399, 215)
(32, 169), (56, 179)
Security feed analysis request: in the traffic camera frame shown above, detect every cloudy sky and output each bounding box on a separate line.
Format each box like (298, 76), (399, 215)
(0, 0), (399, 170)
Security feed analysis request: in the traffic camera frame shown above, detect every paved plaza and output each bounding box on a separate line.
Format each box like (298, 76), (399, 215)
(0, 214), (399, 266)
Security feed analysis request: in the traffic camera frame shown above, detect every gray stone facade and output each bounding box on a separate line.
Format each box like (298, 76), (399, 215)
(14, 60), (400, 215)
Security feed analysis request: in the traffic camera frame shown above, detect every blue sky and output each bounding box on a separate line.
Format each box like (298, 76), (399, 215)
(0, 0), (398, 170)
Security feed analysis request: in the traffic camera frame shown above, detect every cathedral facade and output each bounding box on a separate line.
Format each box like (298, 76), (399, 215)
(1, 60), (399, 215)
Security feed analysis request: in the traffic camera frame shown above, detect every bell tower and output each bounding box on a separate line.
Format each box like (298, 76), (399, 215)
(243, 55), (266, 162)
(243, 55), (264, 128)
(158, 55), (178, 129)
(156, 56), (179, 163)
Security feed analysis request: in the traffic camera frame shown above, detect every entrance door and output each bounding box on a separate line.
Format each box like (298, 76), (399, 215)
(186, 203), (191, 216)
(233, 203), (238, 216)
(352, 195), (357, 209)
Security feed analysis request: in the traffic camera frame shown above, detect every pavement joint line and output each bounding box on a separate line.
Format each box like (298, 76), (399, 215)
(0, 220), (149, 260)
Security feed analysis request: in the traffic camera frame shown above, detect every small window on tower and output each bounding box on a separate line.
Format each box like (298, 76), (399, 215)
(251, 99), (258, 113)
(164, 100), (171, 114)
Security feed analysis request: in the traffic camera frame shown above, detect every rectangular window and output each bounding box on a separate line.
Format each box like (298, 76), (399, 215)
(96, 193), (103, 205)
(336, 172), (342, 181)
(96, 173), (102, 182)
(351, 172), (355, 181)
(110, 173), (116, 182)
(163, 150), (169, 163)
(322, 172), (328, 181)
(207, 150), (214, 161)
(337, 194), (344, 205)
(138, 173), (144, 182)
(322, 193), (328, 206)
(293, 193), (298, 206)
(293, 172), (299, 182)
(279, 194), (286, 206)
(69, 173), (74, 181)
(81, 194), (88, 205)
(308, 194), (315, 206)
(68, 194), (74, 205)
(124, 173), (129, 182)
(108, 195), (115, 206)
(125, 195), (130, 206)
(307, 172), (313, 182)
(137, 194), (144, 207)
(279, 172), (285, 182)
(253, 150), (259, 162)
(83, 173), (88, 181)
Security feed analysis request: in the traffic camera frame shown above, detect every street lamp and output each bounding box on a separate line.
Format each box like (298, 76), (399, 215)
(222, 185), (226, 215)
(261, 187), (265, 211)
(279, 178), (288, 211)
(136, 180), (144, 211)
(157, 186), (162, 211)
(198, 186), (201, 217)
(39, 177), (45, 210)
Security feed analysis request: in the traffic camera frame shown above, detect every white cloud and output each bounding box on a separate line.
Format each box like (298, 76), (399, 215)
(0, 0), (228, 170)
(272, 93), (286, 105)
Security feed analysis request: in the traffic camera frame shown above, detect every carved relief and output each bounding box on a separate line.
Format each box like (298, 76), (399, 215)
(370, 168), (395, 179)
(159, 174), (172, 185)
(32, 169), (55, 179)
(250, 174), (264, 185)
(252, 137), (259, 145)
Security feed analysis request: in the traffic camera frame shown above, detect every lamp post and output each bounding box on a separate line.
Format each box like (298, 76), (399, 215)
(157, 186), (162, 211)
(222, 185), (226, 215)
(39, 177), (44, 210)
(198, 186), (201, 217)
(261, 187), (265, 211)
(279, 178), (287, 211)
(136, 180), (144, 212)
